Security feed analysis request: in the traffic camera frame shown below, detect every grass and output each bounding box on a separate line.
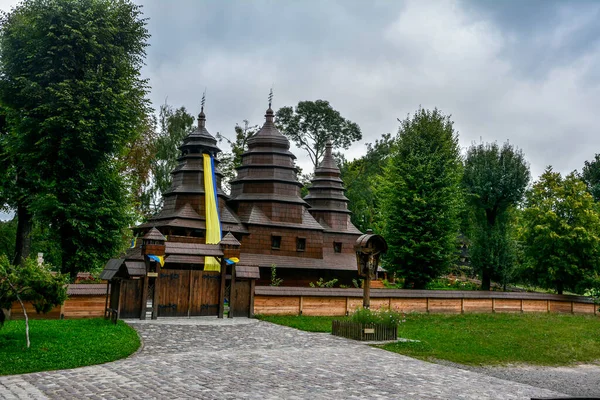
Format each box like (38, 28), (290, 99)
(257, 313), (600, 366)
(0, 319), (140, 375)
(256, 315), (339, 332)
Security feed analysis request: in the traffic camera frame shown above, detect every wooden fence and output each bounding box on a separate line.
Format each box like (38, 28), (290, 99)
(9, 284), (107, 320)
(254, 287), (599, 316)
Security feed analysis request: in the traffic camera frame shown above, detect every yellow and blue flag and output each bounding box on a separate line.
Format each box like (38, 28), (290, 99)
(203, 153), (221, 271)
(148, 254), (165, 267)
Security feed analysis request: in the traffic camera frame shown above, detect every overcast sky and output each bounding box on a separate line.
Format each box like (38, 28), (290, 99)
(2, 0), (600, 220)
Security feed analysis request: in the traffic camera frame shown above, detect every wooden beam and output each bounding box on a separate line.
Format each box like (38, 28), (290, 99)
(104, 282), (110, 320)
(140, 275), (149, 320)
(116, 281), (123, 320)
(229, 264), (236, 319)
(187, 269), (193, 318)
(152, 276), (159, 320)
(363, 276), (371, 309)
(218, 259), (226, 318)
(299, 296), (303, 315)
(249, 279), (255, 318)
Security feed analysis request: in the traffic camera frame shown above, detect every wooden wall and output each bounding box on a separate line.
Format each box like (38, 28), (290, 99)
(10, 295), (106, 320)
(254, 287), (599, 317)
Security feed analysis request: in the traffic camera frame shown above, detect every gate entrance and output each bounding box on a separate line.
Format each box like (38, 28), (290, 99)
(157, 269), (221, 317)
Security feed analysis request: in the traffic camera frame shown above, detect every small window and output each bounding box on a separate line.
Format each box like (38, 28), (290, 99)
(296, 237), (306, 252)
(333, 242), (342, 253)
(271, 235), (281, 250)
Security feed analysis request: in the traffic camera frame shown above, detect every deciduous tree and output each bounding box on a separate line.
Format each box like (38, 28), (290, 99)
(276, 100), (362, 170)
(0, 255), (68, 347)
(462, 141), (530, 290)
(582, 154), (600, 202)
(379, 108), (463, 289)
(141, 104), (194, 215)
(341, 133), (394, 232)
(0, 0), (150, 278)
(521, 168), (600, 294)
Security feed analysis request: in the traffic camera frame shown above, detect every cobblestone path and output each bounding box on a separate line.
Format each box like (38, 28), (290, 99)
(0, 318), (567, 399)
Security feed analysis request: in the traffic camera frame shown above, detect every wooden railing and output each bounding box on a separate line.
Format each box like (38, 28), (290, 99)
(254, 287), (598, 316)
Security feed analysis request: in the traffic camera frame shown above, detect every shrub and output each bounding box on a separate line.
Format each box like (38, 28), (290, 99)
(350, 307), (405, 327)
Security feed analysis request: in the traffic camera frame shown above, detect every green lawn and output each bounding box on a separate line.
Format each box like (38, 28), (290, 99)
(0, 319), (140, 375)
(257, 313), (600, 366)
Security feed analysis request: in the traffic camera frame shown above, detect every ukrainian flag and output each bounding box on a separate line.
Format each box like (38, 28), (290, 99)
(148, 255), (164, 267)
(203, 153), (221, 271)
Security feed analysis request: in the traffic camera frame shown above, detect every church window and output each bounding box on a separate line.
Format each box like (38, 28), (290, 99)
(271, 235), (281, 250)
(296, 237), (306, 252)
(333, 242), (342, 253)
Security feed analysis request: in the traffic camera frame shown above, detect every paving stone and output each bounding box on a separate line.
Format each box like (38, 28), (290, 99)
(0, 317), (567, 399)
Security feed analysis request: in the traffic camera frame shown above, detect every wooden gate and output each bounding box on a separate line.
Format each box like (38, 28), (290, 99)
(158, 269), (221, 317)
(119, 279), (143, 318)
(231, 280), (251, 317)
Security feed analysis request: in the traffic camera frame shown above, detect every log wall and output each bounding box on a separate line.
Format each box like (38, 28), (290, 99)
(10, 295), (106, 320)
(254, 287), (599, 317)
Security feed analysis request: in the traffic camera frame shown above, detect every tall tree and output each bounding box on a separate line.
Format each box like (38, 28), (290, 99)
(0, 0), (150, 277)
(216, 120), (257, 193)
(462, 141), (530, 290)
(521, 168), (600, 294)
(276, 100), (362, 170)
(341, 133), (394, 232)
(141, 104), (194, 215)
(379, 108), (463, 289)
(582, 154), (600, 202)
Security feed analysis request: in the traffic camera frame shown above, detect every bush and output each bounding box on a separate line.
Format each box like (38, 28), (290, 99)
(350, 307), (405, 327)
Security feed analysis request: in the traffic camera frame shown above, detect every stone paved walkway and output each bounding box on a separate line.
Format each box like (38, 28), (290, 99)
(0, 318), (567, 399)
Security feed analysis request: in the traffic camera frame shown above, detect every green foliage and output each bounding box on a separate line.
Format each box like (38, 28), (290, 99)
(0, 0), (150, 277)
(520, 168), (600, 294)
(352, 278), (363, 288)
(270, 265), (283, 287)
(309, 277), (338, 288)
(276, 100), (362, 170)
(425, 278), (480, 291)
(379, 108), (463, 289)
(0, 218), (16, 260)
(341, 133), (394, 232)
(141, 104), (194, 215)
(255, 315), (337, 333)
(582, 153), (600, 202)
(462, 141), (530, 290)
(216, 120), (257, 193)
(0, 255), (68, 325)
(349, 307), (405, 327)
(0, 319), (140, 375)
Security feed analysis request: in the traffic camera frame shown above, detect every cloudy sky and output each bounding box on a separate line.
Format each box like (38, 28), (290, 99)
(2, 0), (600, 220)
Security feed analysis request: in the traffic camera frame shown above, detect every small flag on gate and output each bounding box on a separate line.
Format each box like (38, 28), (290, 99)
(148, 254), (164, 267)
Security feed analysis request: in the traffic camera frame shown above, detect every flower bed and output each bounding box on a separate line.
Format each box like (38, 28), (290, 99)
(332, 320), (398, 341)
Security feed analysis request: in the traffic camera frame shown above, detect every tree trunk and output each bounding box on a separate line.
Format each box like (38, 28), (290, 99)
(481, 268), (491, 291)
(13, 203), (32, 265)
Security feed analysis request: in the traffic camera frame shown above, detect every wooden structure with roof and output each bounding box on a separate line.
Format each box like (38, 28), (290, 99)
(100, 98), (362, 319)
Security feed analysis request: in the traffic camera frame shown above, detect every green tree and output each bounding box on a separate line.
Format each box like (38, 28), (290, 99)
(462, 141), (530, 290)
(0, 255), (68, 347)
(341, 133), (394, 232)
(521, 168), (600, 294)
(379, 108), (463, 289)
(0, 218), (16, 260)
(141, 104), (194, 215)
(276, 100), (362, 170)
(216, 120), (257, 193)
(582, 154), (600, 202)
(0, 0), (150, 278)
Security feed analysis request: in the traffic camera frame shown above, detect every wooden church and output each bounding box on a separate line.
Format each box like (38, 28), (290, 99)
(100, 99), (362, 319)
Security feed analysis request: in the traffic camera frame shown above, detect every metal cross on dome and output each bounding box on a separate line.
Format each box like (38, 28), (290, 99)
(268, 88), (273, 108)
(201, 89), (206, 110)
